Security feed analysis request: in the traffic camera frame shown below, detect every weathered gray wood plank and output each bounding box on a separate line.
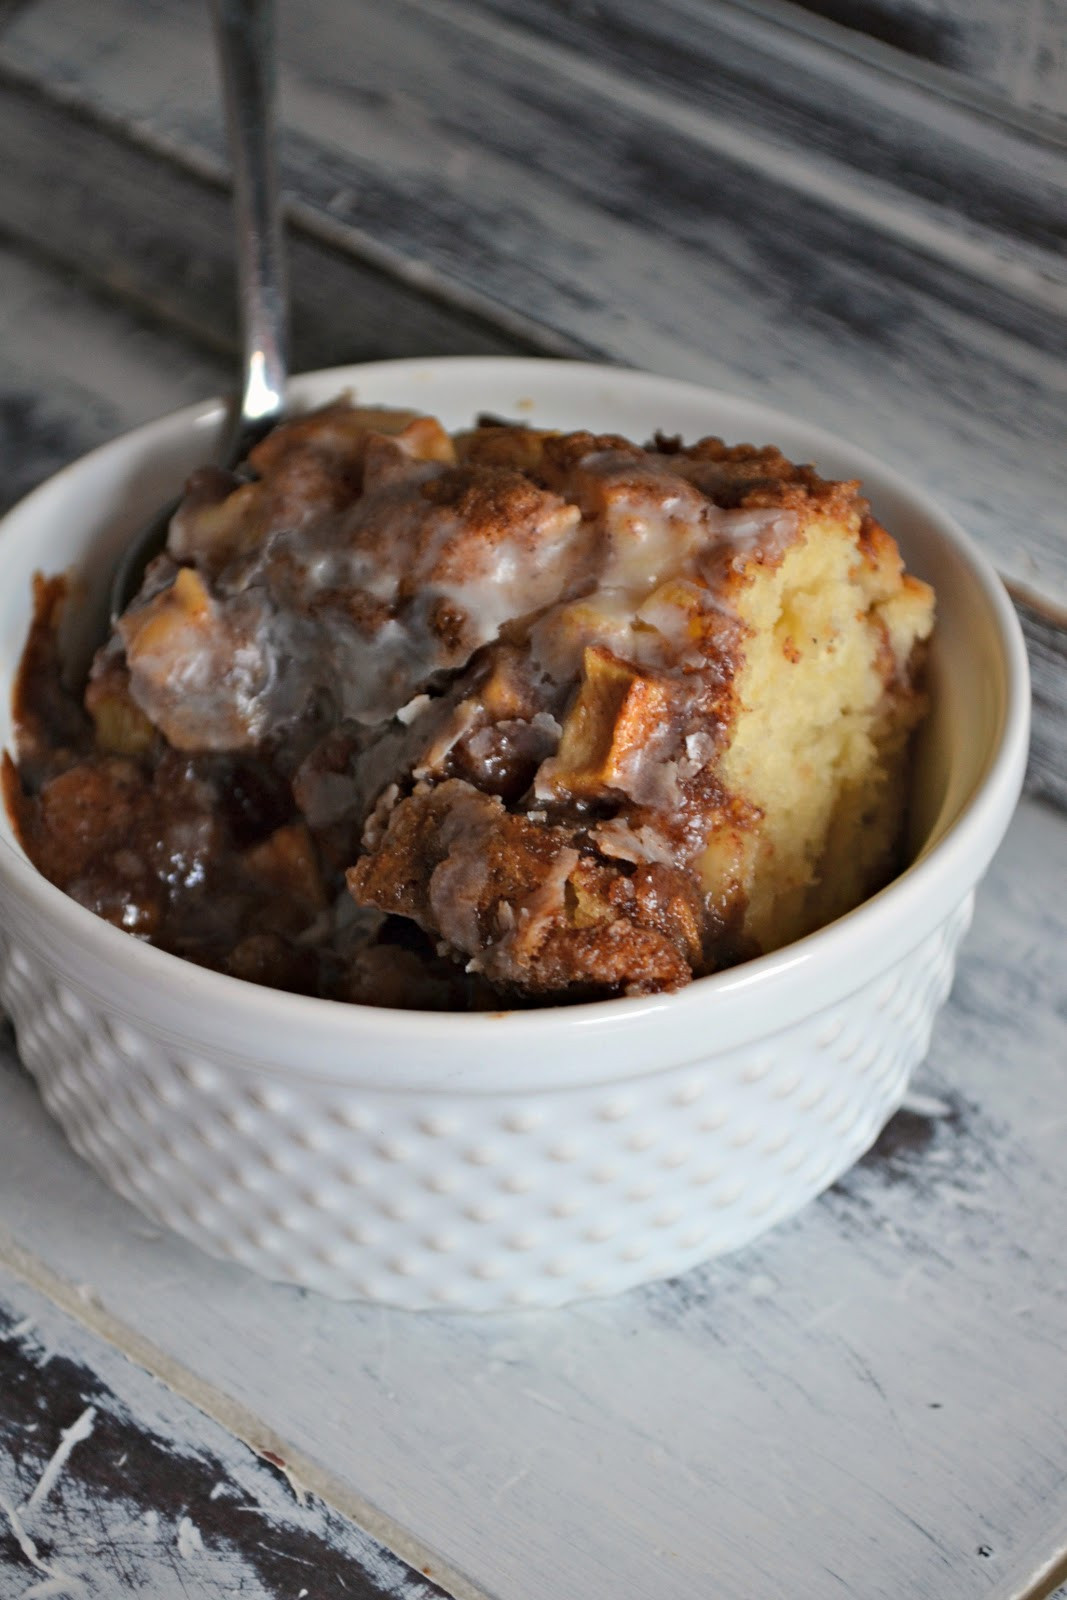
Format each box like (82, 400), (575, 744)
(1, 795), (1065, 1600)
(0, 1273), (451, 1598)
(0, 244), (230, 517)
(758, 0), (1067, 118)
(471, 0), (1067, 266)
(0, 65), (536, 374)
(0, 0), (1062, 596)
(2, 0), (1065, 812)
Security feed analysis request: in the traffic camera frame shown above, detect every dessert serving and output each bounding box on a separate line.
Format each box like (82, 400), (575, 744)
(0, 358), (1029, 1306)
(4, 397), (935, 1009)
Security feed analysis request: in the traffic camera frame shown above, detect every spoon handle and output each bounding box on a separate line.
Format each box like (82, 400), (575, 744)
(211, 0), (289, 452)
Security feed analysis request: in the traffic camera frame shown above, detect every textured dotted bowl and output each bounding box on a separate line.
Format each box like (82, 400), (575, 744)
(0, 359), (1030, 1310)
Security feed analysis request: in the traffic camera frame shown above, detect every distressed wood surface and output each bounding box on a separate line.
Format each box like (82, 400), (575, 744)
(0, 0), (1065, 803)
(0, 1275), (449, 1598)
(0, 21), (1066, 1593)
(1, 793), (1065, 1600)
(752, 0), (1067, 117)
(0, 0), (1062, 579)
(471, 0), (1067, 267)
(0, 246), (230, 519)
(3, 0), (1064, 551)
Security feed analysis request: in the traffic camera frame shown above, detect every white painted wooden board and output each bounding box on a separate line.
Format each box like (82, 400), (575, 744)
(0, 1271), (448, 1597)
(1, 796), (1066, 1600)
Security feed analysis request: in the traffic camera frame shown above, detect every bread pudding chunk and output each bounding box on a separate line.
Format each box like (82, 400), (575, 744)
(9, 402), (934, 1008)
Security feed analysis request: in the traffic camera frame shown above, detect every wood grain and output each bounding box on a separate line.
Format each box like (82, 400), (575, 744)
(471, 0), (1067, 265)
(1, 0), (1064, 809)
(1, 13), (1066, 1592)
(754, 0), (1067, 117)
(0, 244), (230, 517)
(0, 1274), (451, 1598)
(0, 66), (535, 372)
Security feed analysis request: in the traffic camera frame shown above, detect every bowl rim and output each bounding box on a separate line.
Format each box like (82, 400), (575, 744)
(0, 357), (1031, 1086)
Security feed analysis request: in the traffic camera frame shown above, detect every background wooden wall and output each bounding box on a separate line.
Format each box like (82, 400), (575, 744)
(1, 0), (1064, 800)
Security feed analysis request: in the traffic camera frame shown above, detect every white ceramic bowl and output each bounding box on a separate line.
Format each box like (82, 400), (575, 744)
(0, 359), (1030, 1310)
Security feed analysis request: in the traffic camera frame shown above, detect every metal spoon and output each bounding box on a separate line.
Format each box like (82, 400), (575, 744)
(110, 0), (288, 617)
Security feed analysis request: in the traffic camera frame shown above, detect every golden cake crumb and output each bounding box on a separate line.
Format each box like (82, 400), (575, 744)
(8, 402), (934, 1008)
